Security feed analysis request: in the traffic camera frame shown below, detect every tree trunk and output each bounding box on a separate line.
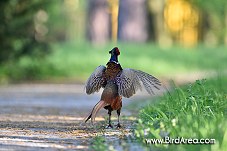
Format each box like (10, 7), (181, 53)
(148, 0), (172, 46)
(86, 0), (110, 44)
(118, 0), (148, 42)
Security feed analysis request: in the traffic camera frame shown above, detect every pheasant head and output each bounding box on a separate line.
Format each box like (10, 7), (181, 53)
(109, 47), (120, 64)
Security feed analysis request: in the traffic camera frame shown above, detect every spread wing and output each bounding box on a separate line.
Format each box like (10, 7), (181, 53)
(85, 65), (106, 94)
(116, 68), (161, 98)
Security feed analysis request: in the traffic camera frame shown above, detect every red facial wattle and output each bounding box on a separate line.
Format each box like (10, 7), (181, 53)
(116, 48), (120, 55)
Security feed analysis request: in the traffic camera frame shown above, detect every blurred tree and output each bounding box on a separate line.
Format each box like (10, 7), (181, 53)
(148, 0), (172, 46)
(190, 0), (227, 45)
(63, 0), (86, 42)
(0, 0), (52, 64)
(118, 0), (148, 42)
(164, 0), (199, 46)
(86, 0), (110, 44)
(108, 0), (119, 43)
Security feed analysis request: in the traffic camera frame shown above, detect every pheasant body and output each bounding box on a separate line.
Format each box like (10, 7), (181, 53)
(84, 47), (161, 128)
(104, 62), (122, 80)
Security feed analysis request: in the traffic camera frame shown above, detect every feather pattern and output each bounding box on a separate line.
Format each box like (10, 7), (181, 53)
(85, 65), (106, 94)
(116, 68), (161, 98)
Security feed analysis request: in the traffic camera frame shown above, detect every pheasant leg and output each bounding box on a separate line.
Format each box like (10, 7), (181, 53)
(116, 108), (121, 128)
(106, 109), (113, 128)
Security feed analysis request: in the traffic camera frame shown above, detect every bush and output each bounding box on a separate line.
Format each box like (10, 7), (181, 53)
(0, 0), (52, 64)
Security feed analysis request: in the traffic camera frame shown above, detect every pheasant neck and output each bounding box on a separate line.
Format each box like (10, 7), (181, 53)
(109, 55), (119, 64)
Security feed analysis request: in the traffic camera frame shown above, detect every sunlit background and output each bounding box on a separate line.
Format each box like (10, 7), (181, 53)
(0, 0), (227, 83)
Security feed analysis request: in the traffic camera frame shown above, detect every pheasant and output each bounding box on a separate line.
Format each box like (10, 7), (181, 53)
(84, 47), (161, 128)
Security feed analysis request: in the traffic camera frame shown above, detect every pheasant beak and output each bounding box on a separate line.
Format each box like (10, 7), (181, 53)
(109, 51), (111, 54)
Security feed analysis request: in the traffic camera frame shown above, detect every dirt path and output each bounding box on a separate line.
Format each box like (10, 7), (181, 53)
(0, 114), (139, 150)
(0, 84), (149, 150)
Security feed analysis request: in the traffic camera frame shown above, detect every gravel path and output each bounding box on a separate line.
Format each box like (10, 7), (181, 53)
(0, 84), (152, 150)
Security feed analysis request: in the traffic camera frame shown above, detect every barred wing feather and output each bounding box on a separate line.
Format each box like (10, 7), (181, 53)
(85, 65), (106, 94)
(116, 68), (161, 98)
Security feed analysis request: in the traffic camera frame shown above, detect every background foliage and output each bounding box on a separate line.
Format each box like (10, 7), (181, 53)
(0, 0), (226, 82)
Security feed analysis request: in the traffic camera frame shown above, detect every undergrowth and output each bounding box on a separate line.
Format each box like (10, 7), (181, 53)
(135, 77), (227, 151)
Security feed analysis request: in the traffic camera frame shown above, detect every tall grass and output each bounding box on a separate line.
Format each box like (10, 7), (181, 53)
(135, 76), (227, 150)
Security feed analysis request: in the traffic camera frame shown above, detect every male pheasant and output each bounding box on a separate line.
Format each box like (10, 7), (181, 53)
(84, 47), (161, 128)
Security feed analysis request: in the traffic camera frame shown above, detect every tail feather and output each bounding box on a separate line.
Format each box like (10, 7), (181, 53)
(83, 100), (106, 124)
(91, 100), (106, 123)
(84, 113), (92, 123)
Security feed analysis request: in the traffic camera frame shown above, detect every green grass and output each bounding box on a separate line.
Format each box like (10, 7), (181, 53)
(90, 136), (109, 151)
(135, 76), (227, 151)
(0, 42), (226, 83)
